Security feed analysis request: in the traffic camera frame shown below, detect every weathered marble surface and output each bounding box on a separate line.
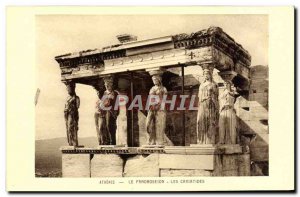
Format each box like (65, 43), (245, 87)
(116, 106), (128, 146)
(62, 154), (90, 177)
(91, 154), (123, 177)
(238, 153), (251, 176)
(159, 154), (214, 170)
(123, 154), (160, 177)
(222, 155), (238, 171)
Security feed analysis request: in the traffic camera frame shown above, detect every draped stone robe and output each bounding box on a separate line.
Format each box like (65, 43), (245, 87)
(146, 85), (173, 146)
(218, 89), (237, 144)
(95, 90), (119, 145)
(64, 95), (80, 146)
(197, 80), (219, 144)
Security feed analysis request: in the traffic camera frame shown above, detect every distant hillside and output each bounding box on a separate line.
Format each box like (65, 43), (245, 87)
(35, 137), (98, 177)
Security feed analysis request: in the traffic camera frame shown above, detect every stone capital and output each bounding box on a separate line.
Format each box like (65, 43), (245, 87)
(63, 80), (75, 86)
(218, 70), (238, 82)
(198, 63), (214, 74)
(102, 74), (114, 84)
(146, 67), (166, 76)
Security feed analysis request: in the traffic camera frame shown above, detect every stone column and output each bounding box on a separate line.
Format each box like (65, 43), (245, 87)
(63, 81), (80, 146)
(116, 78), (130, 146)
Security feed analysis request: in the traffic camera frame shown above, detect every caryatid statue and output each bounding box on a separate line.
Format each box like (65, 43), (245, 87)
(218, 76), (239, 144)
(64, 81), (80, 146)
(95, 76), (119, 145)
(146, 71), (173, 146)
(197, 65), (219, 144)
(94, 82), (110, 145)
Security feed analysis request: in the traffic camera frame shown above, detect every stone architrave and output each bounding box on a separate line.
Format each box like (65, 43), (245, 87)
(196, 64), (219, 144)
(64, 81), (80, 146)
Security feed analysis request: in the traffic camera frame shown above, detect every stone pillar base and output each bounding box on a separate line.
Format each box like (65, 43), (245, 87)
(61, 145), (250, 177)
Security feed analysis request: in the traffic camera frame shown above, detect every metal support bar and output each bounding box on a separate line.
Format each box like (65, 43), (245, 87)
(181, 64), (186, 145)
(130, 71), (134, 147)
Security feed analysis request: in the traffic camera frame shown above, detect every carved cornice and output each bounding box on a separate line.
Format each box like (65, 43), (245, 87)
(55, 50), (126, 69)
(59, 146), (242, 155)
(60, 147), (165, 154)
(172, 26), (251, 67)
(55, 26), (251, 81)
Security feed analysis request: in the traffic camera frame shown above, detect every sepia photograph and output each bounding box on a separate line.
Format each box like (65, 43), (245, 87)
(35, 14), (268, 178)
(6, 6), (294, 192)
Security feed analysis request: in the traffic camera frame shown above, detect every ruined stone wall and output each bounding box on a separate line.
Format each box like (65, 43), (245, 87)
(248, 65), (269, 175)
(235, 65), (268, 175)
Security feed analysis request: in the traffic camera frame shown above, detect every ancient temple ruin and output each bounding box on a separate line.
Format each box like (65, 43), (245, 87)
(55, 27), (268, 177)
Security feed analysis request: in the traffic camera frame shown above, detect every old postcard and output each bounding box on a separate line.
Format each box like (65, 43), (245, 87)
(6, 6), (294, 191)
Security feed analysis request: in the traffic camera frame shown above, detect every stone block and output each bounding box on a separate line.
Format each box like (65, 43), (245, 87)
(219, 144), (242, 154)
(235, 96), (249, 109)
(239, 120), (268, 134)
(236, 109), (251, 121)
(159, 154), (214, 170)
(250, 106), (268, 120)
(124, 154), (159, 177)
(238, 153), (251, 176)
(164, 146), (223, 155)
(250, 146), (269, 162)
(160, 169), (212, 177)
(164, 146), (187, 154)
(222, 155), (238, 171)
(248, 100), (263, 107)
(222, 169), (238, 176)
(62, 154), (90, 177)
(91, 154), (123, 177)
(212, 155), (223, 176)
(251, 133), (269, 147)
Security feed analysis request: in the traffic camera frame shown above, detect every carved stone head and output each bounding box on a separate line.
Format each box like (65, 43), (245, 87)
(65, 82), (76, 96)
(224, 80), (232, 90)
(104, 76), (114, 92)
(152, 75), (162, 86)
(203, 68), (213, 81)
(201, 64), (214, 82)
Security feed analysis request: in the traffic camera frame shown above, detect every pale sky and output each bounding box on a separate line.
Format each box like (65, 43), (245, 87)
(35, 15), (268, 140)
